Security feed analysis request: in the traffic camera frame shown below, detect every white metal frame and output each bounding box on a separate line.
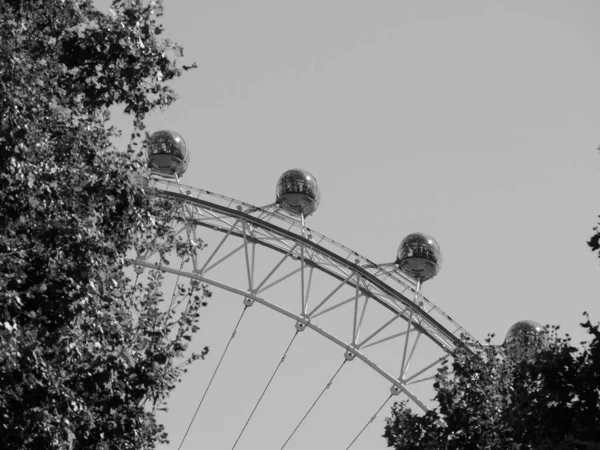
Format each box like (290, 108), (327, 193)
(134, 178), (479, 412)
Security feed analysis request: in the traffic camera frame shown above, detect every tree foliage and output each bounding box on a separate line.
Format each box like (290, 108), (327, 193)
(589, 225), (600, 257)
(0, 1), (207, 448)
(384, 317), (600, 449)
(588, 147), (600, 256)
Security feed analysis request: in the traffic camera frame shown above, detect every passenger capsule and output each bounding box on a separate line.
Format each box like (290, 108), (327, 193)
(396, 233), (442, 282)
(146, 130), (189, 177)
(504, 320), (548, 360)
(276, 169), (320, 217)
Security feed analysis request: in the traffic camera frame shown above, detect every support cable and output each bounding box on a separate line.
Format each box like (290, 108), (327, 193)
(129, 271), (142, 334)
(129, 271), (141, 309)
(131, 272), (141, 297)
(163, 258), (185, 330)
(345, 394), (392, 449)
(151, 260), (186, 414)
(280, 360), (347, 450)
(177, 306), (249, 450)
(231, 330), (300, 449)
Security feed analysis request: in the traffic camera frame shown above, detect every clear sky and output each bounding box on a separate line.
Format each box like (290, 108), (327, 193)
(99, 1), (600, 448)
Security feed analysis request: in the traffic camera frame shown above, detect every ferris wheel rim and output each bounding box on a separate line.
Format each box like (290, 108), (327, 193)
(151, 187), (477, 356)
(135, 176), (481, 418)
(148, 178), (476, 347)
(145, 179), (480, 353)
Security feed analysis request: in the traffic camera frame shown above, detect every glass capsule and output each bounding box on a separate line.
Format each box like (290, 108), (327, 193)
(504, 320), (548, 360)
(276, 169), (320, 217)
(146, 130), (189, 177)
(396, 233), (442, 282)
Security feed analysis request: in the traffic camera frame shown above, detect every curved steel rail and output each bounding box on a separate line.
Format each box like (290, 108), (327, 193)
(134, 177), (479, 412)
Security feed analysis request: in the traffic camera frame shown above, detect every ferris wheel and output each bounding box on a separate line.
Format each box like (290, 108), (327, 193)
(135, 131), (544, 449)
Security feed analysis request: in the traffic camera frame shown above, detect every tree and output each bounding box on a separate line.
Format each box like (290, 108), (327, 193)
(589, 226), (600, 258)
(0, 1), (207, 448)
(588, 147), (600, 256)
(383, 316), (600, 449)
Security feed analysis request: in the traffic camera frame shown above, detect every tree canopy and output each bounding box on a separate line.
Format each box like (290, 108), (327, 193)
(0, 1), (207, 448)
(384, 316), (600, 449)
(589, 220), (600, 259)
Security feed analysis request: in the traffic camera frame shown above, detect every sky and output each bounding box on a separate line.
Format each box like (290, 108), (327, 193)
(98, 1), (600, 449)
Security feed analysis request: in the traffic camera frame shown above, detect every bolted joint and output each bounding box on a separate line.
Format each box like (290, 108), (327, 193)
(243, 297), (255, 307)
(344, 349), (356, 361)
(134, 265), (144, 274)
(390, 384), (402, 396)
(295, 321), (307, 332)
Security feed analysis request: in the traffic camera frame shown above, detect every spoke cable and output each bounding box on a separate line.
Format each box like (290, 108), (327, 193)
(345, 394), (393, 449)
(231, 330), (300, 449)
(177, 306), (249, 450)
(164, 259), (185, 329)
(129, 271), (141, 311)
(280, 359), (347, 450)
(151, 260), (187, 414)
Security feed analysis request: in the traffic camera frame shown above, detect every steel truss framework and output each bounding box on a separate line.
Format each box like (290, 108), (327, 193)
(134, 178), (478, 413)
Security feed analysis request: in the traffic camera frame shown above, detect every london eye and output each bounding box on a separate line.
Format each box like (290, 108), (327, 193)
(135, 130), (543, 449)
